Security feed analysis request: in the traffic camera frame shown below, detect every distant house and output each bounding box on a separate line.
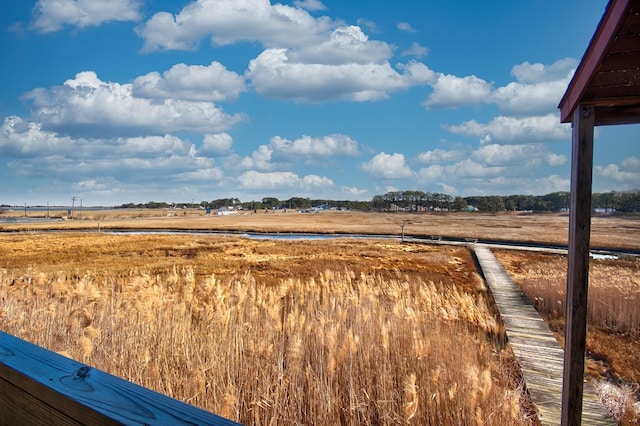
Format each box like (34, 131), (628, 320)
(215, 206), (237, 216)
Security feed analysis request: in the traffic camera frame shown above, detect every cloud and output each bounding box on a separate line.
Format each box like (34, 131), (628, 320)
(421, 58), (577, 116)
(237, 133), (359, 171)
(24, 71), (245, 138)
(201, 133), (233, 156)
(361, 152), (414, 179)
(294, 0), (327, 11)
(415, 142), (570, 195)
(270, 134), (359, 159)
(248, 49), (434, 102)
(594, 156), (640, 185)
(136, 0), (333, 52)
(341, 186), (369, 197)
(238, 145), (274, 171)
(237, 170), (333, 190)
(622, 156), (640, 170)
(1, 116), (199, 159)
(175, 167), (224, 181)
(402, 42), (429, 58)
(397, 22), (416, 33)
(417, 146), (468, 164)
(132, 62), (247, 102)
(31, 0), (142, 33)
(137, 2), (435, 104)
(1, 116), (74, 156)
(490, 59), (577, 116)
(546, 152), (567, 167)
(287, 26), (393, 65)
(510, 58), (577, 84)
(473, 143), (549, 167)
(423, 73), (492, 109)
(444, 113), (570, 144)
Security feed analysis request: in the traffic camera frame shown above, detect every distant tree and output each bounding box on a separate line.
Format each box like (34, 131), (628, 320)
(285, 197), (312, 209)
(543, 192), (570, 211)
(616, 190), (640, 212)
(261, 197), (280, 209)
(596, 191), (617, 212)
(452, 196), (468, 212)
(371, 195), (385, 211)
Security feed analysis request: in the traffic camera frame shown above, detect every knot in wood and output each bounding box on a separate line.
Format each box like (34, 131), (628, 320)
(75, 366), (91, 379)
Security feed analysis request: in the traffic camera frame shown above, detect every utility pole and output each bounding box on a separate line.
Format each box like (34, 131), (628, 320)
(80, 198), (84, 220)
(71, 196), (77, 219)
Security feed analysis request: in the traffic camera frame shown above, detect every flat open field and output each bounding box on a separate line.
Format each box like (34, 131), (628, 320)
(1, 211), (639, 423)
(2, 209), (640, 251)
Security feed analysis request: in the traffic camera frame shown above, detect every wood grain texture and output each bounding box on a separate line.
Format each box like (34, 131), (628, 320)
(473, 245), (614, 426)
(0, 331), (238, 426)
(563, 106), (596, 426)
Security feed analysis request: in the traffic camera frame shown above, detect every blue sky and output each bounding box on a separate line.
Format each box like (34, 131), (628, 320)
(1, 0), (638, 206)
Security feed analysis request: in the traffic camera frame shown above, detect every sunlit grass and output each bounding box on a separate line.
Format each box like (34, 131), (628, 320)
(1, 258), (535, 424)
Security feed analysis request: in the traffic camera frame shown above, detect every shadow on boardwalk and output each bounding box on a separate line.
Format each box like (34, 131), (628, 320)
(473, 245), (614, 426)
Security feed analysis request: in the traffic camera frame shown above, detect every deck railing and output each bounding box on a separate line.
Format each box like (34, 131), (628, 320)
(0, 331), (238, 425)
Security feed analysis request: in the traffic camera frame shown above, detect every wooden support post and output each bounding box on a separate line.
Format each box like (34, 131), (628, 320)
(561, 105), (594, 426)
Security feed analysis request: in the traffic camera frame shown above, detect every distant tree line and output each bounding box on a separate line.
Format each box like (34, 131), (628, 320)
(117, 189), (639, 213)
(371, 190), (640, 213)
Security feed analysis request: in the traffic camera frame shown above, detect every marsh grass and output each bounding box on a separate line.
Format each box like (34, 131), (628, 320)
(495, 251), (640, 424)
(1, 264), (534, 424)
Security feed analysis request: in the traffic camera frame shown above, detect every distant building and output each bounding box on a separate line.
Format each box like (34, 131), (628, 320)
(215, 206), (237, 216)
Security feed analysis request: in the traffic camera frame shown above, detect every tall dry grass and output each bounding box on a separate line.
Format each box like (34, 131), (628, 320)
(495, 252), (640, 424)
(0, 265), (534, 425)
(496, 254), (640, 335)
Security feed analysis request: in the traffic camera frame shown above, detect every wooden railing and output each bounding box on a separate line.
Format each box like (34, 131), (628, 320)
(0, 331), (238, 425)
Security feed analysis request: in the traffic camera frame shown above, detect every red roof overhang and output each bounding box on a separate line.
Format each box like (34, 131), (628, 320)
(559, 0), (640, 125)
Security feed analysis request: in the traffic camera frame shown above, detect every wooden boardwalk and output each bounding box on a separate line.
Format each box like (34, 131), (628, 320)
(473, 245), (614, 425)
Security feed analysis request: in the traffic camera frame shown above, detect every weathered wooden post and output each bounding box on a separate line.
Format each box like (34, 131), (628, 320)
(561, 105), (594, 426)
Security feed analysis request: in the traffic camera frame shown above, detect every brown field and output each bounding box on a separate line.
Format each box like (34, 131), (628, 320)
(2, 209), (640, 251)
(495, 251), (640, 424)
(1, 211), (639, 423)
(1, 233), (535, 424)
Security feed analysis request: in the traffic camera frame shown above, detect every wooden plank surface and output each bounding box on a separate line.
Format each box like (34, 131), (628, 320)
(473, 245), (614, 426)
(0, 331), (239, 426)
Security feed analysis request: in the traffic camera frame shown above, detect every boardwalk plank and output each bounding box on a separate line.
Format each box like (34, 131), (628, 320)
(473, 245), (614, 426)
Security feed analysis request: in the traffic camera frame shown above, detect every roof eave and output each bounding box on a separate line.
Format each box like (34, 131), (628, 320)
(558, 0), (632, 123)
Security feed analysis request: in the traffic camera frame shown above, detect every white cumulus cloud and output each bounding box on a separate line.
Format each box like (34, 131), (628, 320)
(361, 152), (414, 179)
(24, 71), (245, 138)
(444, 113), (570, 144)
(490, 59), (577, 116)
(237, 170), (333, 190)
(201, 133), (234, 156)
(132, 62), (247, 102)
(248, 49), (434, 102)
(31, 0), (142, 33)
(136, 0), (332, 52)
(270, 134), (359, 159)
(423, 74), (492, 109)
(594, 157), (640, 185)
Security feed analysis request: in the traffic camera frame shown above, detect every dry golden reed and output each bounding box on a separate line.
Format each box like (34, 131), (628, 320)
(1, 260), (533, 425)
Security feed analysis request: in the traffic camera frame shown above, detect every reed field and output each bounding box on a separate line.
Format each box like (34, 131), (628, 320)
(495, 251), (640, 424)
(0, 233), (535, 425)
